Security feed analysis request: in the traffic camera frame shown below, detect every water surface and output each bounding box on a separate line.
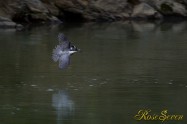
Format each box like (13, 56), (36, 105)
(0, 21), (187, 124)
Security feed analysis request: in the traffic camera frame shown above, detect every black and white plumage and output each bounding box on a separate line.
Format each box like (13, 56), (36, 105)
(52, 33), (79, 69)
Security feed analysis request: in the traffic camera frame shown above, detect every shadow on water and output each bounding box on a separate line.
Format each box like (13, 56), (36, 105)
(0, 21), (187, 124)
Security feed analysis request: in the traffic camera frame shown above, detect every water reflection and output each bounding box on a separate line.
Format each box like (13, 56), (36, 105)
(52, 90), (74, 124)
(52, 33), (79, 69)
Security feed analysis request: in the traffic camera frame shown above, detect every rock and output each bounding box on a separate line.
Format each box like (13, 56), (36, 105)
(0, 21), (16, 28)
(16, 24), (24, 29)
(4, 21), (16, 28)
(30, 13), (48, 21)
(11, 0), (61, 23)
(48, 16), (63, 24)
(43, 3), (59, 16)
(0, 16), (12, 21)
(132, 3), (162, 19)
(0, 16), (14, 28)
(155, 0), (187, 16)
(183, 0), (187, 5)
(25, 0), (48, 13)
(0, 15), (23, 29)
(55, 0), (132, 21)
(55, 0), (87, 14)
(86, 0), (132, 21)
(1, 0), (187, 23)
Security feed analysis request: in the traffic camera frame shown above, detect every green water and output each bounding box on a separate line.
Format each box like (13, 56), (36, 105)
(0, 22), (187, 124)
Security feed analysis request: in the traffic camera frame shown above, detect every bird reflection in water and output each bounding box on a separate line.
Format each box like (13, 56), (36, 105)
(52, 33), (79, 69)
(52, 90), (75, 124)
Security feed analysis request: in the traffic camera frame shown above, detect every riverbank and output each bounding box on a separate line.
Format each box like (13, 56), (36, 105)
(1, 0), (187, 28)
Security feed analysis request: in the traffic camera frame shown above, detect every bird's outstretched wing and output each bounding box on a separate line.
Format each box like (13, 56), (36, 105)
(58, 33), (70, 50)
(52, 45), (70, 69)
(52, 45), (61, 62)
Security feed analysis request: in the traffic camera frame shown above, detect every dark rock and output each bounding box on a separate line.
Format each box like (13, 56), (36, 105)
(86, 0), (132, 21)
(48, 16), (63, 24)
(30, 13), (48, 21)
(43, 3), (59, 16)
(155, 0), (187, 16)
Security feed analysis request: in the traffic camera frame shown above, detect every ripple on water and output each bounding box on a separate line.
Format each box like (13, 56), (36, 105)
(92, 78), (97, 81)
(100, 81), (107, 85)
(11, 112), (15, 115)
(46, 89), (54, 92)
(30, 84), (37, 87)
(16, 108), (20, 111)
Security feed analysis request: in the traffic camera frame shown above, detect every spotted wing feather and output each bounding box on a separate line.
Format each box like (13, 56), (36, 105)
(58, 33), (70, 50)
(52, 45), (62, 62)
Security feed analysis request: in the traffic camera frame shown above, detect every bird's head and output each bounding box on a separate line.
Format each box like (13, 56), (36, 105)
(69, 45), (80, 54)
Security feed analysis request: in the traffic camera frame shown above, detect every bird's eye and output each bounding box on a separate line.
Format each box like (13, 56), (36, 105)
(70, 47), (73, 50)
(71, 45), (76, 50)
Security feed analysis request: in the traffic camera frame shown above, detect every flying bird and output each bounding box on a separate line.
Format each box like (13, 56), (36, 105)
(52, 33), (79, 69)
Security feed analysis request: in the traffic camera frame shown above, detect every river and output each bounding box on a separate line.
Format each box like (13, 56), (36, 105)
(0, 21), (187, 124)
